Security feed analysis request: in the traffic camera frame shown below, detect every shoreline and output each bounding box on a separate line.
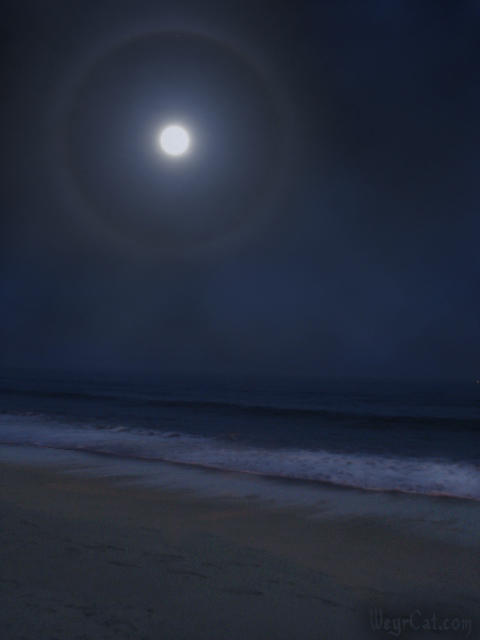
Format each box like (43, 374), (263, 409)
(1, 446), (479, 638)
(1, 443), (479, 541)
(3, 439), (480, 505)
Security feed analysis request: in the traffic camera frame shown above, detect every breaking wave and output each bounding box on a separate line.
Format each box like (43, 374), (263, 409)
(1, 413), (478, 501)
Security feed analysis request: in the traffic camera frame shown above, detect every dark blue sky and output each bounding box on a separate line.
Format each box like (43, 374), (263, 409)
(1, 0), (479, 379)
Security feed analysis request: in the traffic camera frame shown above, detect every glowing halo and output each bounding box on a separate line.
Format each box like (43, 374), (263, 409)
(54, 29), (295, 258)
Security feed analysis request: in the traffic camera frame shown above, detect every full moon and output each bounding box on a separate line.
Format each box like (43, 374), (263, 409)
(159, 124), (191, 157)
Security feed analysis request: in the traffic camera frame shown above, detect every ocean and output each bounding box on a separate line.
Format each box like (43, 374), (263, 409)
(0, 370), (479, 500)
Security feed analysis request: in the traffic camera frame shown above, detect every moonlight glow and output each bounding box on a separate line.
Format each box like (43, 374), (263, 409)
(159, 124), (191, 157)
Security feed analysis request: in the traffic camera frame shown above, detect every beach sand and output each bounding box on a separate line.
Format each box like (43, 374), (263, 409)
(1, 456), (479, 639)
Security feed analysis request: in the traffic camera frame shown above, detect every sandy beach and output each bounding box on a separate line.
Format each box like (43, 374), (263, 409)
(1, 449), (478, 639)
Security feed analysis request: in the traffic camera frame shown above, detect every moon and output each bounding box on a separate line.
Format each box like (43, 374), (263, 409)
(159, 124), (191, 157)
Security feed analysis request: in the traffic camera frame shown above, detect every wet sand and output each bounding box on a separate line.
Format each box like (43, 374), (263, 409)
(0, 459), (479, 639)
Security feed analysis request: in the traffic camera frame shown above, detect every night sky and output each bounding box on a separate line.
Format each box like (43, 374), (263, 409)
(1, 0), (479, 379)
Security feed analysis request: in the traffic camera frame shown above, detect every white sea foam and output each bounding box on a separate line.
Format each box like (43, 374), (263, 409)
(0, 413), (478, 500)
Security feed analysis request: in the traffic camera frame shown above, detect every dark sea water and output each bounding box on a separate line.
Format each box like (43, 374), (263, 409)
(0, 369), (479, 500)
